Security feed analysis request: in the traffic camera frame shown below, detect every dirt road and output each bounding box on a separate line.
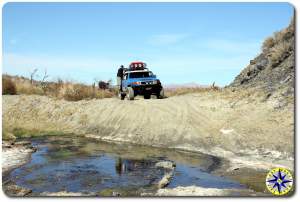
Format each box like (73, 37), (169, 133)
(2, 89), (294, 170)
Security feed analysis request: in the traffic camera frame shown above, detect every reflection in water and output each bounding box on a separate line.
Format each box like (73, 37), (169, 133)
(115, 158), (123, 175)
(115, 158), (155, 176)
(7, 136), (245, 194)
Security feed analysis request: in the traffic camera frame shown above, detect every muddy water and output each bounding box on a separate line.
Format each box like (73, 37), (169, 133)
(6, 135), (245, 196)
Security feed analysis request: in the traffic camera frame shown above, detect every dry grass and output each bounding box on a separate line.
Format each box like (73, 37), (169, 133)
(165, 86), (220, 97)
(16, 81), (45, 95)
(61, 82), (116, 101)
(2, 74), (117, 101)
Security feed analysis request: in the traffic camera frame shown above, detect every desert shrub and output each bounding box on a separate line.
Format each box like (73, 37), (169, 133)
(108, 86), (119, 97)
(62, 83), (114, 101)
(268, 41), (292, 65)
(274, 24), (294, 43)
(42, 79), (64, 97)
(2, 77), (17, 95)
(262, 17), (294, 54)
(63, 84), (91, 101)
(262, 37), (275, 52)
(94, 89), (116, 99)
(16, 82), (44, 95)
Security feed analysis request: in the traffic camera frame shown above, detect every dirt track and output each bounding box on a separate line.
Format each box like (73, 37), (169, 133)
(2, 90), (294, 170)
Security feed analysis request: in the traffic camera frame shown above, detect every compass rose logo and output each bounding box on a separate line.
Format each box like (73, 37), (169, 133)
(266, 167), (293, 195)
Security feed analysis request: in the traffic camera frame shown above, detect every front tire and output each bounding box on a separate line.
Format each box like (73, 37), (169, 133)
(119, 91), (126, 100)
(157, 88), (164, 99)
(120, 93), (125, 100)
(127, 87), (134, 100)
(144, 93), (151, 99)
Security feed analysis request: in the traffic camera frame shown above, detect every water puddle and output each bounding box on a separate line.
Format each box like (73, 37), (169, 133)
(6, 135), (245, 195)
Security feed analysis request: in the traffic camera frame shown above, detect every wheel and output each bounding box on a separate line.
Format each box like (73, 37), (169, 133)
(127, 87), (134, 100)
(157, 88), (164, 99)
(119, 89), (126, 100)
(120, 93), (126, 100)
(144, 93), (151, 99)
(119, 91), (126, 100)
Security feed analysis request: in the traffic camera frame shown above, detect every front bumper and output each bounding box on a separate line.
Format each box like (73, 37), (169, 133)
(132, 84), (162, 95)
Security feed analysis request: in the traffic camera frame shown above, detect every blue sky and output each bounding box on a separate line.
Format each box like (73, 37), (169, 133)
(2, 2), (294, 86)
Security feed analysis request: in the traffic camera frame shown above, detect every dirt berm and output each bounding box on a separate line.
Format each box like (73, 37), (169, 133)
(3, 88), (294, 170)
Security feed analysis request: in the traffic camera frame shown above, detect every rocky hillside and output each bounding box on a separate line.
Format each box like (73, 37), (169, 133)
(230, 18), (295, 98)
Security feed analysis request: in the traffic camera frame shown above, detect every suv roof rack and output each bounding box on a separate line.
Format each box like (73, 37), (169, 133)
(124, 68), (149, 73)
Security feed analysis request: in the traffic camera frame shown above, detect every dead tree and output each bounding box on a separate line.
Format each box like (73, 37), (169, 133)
(211, 81), (219, 91)
(30, 68), (38, 84)
(40, 69), (49, 93)
(212, 82), (215, 88)
(41, 69), (49, 83)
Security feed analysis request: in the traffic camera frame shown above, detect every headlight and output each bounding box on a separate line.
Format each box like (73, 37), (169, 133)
(152, 80), (158, 84)
(132, 81), (141, 85)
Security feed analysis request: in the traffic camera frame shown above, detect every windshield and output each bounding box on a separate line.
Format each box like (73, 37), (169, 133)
(129, 72), (152, 78)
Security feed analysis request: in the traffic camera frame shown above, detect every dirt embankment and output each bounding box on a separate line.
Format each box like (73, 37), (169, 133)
(3, 87), (294, 170)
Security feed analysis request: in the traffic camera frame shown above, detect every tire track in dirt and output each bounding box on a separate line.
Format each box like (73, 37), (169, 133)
(3, 94), (294, 170)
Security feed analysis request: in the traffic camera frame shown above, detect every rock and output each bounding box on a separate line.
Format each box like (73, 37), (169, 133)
(281, 75), (291, 84)
(2, 141), (36, 173)
(97, 188), (139, 197)
(3, 132), (16, 142)
(157, 172), (173, 189)
(155, 161), (176, 170)
(112, 191), (121, 196)
(2, 141), (13, 148)
(14, 141), (31, 146)
(220, 128), (234, 135)
(3, 185), (32, 196)
(155, 161), (176, 189)
(155, 186), (260, 196)
(30, 146), (38, 152)
(272, 97), (288, 110)
(140, 192), (154, 196)
(39, 191), (93, 196)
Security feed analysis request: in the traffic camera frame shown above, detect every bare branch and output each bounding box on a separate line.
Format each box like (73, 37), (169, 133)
(41, 69), (49, 83)
(39, 69), (50, 94)
(30, 68), (38, 84)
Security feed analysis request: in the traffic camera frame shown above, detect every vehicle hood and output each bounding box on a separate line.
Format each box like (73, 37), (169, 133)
(128, 77), (158, 82)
